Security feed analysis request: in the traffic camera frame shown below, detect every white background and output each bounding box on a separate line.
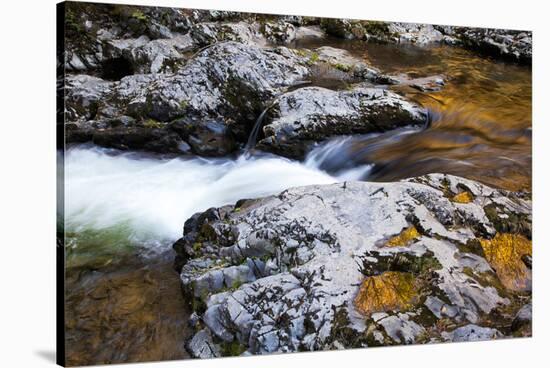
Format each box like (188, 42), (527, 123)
(0, 0), (548, 367)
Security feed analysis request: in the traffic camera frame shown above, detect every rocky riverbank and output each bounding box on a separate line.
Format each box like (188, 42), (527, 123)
(63, 3), (531, 159)
(173, 174), (531, 357)
(61, 2), (532, 363)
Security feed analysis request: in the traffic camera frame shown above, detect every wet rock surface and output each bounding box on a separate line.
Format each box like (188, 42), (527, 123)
(65, 41), (311, 154)
(442, 324), (503, 342)
(256, 86), (427, 158)
(63, 3), (461, 157)
(437, 27), (532, 63)
(318, 18), (531, 64)
(64, 3), (531, 162)
(64, 34), (417, 156)
(174, 174), (531, 354)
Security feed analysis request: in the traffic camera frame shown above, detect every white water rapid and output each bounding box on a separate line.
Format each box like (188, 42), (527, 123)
(64, 140), (372, 247)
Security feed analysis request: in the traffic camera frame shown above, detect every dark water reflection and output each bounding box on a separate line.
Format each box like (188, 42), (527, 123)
(296, 37), (532, 191)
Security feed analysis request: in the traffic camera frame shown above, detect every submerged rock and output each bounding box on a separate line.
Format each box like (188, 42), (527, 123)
(256, 86), (427, 158)
(175, 174), (531, 354)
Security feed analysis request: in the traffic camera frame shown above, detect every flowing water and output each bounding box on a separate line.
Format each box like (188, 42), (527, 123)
(63, 144), (367, 365)
(293, 37), (532, 191)
(63, 40), (531, 365)
(245, 106), (271, 150)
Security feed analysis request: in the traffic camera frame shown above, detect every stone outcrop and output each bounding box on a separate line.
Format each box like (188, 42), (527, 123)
(64, 42), (311, 154)
(173, 174), (531, 356)
(64, 39), (416, 156)
(255, 86), (427, 158)
(438, 27), (532, 63)
(318, 18), (531, 64)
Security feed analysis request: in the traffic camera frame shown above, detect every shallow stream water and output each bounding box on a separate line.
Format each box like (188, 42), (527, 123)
(63, 39), (531, 365)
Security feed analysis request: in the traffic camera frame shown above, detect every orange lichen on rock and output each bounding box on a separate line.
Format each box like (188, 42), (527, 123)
(480, 233), (532, 291)
(451, 191), (474, 204)
(385, 226), (420, 247)
(354, 271), (418, 315)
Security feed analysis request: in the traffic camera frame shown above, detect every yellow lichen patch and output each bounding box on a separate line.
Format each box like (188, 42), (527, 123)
(354, 271), (418, 315)
(143, 119), (162, 129)
(479, 233), (532, 291)
(452, 191), (474, 204)
(385, 226), (420, 247)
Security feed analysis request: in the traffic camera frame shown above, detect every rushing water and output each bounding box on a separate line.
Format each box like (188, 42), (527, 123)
(64, 144), (372, 248)
(63, 39), (531, 365)
(62, 143), (371, 365)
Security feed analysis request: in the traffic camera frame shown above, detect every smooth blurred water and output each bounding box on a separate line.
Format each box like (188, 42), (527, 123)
(64, 142), (373, 247)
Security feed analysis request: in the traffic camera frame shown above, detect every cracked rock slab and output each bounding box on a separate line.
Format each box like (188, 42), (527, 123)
(175, 173), (531, 354)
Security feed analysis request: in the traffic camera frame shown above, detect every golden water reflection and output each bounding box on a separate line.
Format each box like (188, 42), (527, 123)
(365, 44), (531, 191)
(65, 245), (190, 366)
(296, 38), (532, 191)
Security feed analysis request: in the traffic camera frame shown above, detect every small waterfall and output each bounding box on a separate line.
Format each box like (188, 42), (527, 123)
(245, 106), (271, 150)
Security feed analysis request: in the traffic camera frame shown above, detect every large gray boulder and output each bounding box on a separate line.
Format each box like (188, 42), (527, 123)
(64, 75), (116, 122)
(102, 34), (195, 74)
(141, 42), (309, 125)
(63, 3), (197, 73)
(190, 21), (265, 47)
(65, 41), (412, 156)
(175, 174), (531, 354)
(255, 86), (427, 158)
(387, 22), (446, 45)
(64, 42), (310, 154)
(77, 41), (308, 123)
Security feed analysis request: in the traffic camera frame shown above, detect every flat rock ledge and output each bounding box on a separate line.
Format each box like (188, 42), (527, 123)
(174, 173), (531, 357)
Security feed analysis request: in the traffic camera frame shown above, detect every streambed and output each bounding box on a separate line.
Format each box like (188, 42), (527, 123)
(63, 33), (531, 365)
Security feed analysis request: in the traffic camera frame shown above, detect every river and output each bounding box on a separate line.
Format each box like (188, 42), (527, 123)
(62, 39), (531, 365)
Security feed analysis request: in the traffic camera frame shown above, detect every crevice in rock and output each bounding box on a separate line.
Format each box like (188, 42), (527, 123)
(101, 57), (134, 80)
